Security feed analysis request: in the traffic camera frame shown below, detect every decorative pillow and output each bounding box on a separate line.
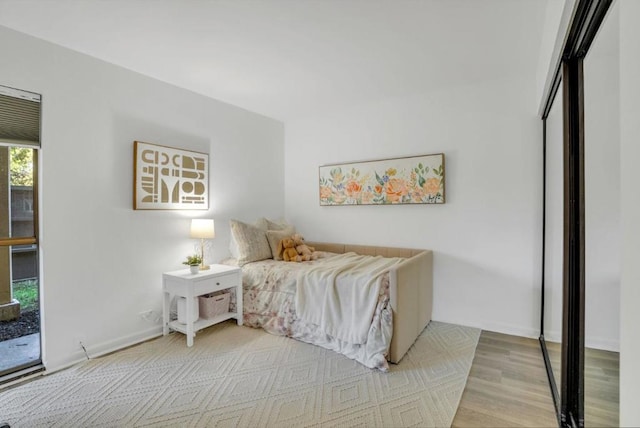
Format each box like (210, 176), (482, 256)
(229, 219), (259, 258)
(229, 224), (256, 259)
(229, 219), (272, 266)
(265, 226), (296, 260)
(255, 217), (291, 231)
(229, 234), (240, 259)
(254, 217), (268, 231)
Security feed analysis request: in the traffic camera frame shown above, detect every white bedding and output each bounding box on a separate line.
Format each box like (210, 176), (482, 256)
(295, 253), (402, 344)
(222, 252), (397, 371)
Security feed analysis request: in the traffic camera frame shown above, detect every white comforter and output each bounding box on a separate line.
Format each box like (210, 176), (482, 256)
(223, 252), (399, 371)
(295, 253), (403, 344)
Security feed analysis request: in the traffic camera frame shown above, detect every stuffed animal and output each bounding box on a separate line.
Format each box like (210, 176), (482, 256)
(292, 233), (318, 261)
(278, 237), (301, 262)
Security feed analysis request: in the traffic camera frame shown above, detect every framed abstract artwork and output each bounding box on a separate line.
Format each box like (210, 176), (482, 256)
(133, 141), (209, 210)
(319, 153), (445, 206)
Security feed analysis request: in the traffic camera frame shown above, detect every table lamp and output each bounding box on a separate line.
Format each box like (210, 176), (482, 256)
(190, 219), (215, 270)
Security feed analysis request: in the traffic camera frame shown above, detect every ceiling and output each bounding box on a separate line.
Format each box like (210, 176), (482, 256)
(0, 0), (549, 122)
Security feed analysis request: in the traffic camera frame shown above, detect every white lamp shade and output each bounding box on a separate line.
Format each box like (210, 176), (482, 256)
(190, 219), (215, 239)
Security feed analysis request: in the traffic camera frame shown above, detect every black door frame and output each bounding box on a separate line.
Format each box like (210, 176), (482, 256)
(538, 1), (612, 427)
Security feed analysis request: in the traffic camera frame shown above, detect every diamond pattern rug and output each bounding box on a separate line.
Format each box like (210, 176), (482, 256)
(0, 321), (480, 427)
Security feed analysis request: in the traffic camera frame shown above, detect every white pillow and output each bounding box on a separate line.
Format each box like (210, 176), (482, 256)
(229, 219), (272, 266)
(265, 226), (296, 260)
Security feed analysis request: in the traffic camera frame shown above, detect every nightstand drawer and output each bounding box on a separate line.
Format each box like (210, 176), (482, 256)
(192, 271), (239, 296)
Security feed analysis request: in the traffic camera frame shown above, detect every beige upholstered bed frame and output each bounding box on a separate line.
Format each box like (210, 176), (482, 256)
(306, 242), (433, 364)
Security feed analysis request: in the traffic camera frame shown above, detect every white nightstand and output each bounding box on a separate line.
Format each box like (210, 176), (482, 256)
(162, 264), (243, 346)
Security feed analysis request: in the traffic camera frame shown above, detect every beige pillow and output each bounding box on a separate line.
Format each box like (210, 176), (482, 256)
(265, 226), (296, 260)
(229, 218), (260, 258)
(230, 219), (272, 266)
(230, 218), (293, 258)
(255, 217), (291, 231)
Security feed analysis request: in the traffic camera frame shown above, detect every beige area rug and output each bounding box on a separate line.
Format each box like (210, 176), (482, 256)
(0, 321), (480, 427)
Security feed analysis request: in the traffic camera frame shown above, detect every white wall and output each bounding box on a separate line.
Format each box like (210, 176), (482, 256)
(619, 0), (640, 425)
(284, 75), (543, 337)
(0, 26), (284, 370)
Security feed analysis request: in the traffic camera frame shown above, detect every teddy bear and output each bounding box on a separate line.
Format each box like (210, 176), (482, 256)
(278, 237), (302, 262)
(292, 233), (318, 261)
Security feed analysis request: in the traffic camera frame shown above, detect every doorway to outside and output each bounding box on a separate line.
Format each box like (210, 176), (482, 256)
(0, 85), (42, 383)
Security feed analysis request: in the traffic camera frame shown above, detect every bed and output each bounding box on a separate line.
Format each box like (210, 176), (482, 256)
(225, 218), (432, 370)
(224, 237), (433, 371)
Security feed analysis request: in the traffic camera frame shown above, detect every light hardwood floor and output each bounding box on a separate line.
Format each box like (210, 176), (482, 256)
(546, 340), (620, 427)
(452, 331), (559, 427)
(452, 331), (620, 427)
(583, 347), (620, 427)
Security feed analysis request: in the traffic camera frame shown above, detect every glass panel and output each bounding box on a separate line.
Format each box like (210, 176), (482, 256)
(583, 1), (620, 426)
(544, 82), (563, 393)
(9, 147), (35, 239)
(0, 244), (41, 376)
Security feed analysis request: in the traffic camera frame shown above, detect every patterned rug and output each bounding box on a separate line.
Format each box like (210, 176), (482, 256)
(0, 321), (480, 427)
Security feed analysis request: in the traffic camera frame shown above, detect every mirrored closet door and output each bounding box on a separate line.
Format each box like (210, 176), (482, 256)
(583, 1), (620, 425)
(543, 81), (563, 410)
(538, 0), (619, 426)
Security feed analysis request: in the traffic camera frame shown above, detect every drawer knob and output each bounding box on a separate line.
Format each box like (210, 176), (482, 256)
(216, 282), (220, 285)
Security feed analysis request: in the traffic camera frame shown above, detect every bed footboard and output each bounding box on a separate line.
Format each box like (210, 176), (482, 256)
(388, 251), (433, 363)
(307, 242), (433, 364)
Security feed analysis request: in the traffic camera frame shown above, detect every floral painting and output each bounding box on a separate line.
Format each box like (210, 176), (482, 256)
(319, 153), (445, 206)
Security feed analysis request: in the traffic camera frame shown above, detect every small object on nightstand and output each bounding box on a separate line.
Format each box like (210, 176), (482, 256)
(162, 263), (243, 347)
(182, 254), (202, 273)
(190, 218), (215, 270)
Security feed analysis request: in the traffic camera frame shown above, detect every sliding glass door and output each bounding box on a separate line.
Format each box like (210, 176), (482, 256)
(0, 85), (42, 381)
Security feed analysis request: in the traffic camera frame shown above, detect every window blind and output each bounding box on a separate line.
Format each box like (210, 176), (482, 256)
(0, 86), (41, 147)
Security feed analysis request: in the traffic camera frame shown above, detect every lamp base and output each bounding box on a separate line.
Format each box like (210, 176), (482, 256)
(198, 238), (210, 270)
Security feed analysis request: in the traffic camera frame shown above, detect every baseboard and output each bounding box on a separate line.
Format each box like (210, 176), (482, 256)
(42, 351), (88, 375)
(43, 326), (163, 373)
(432, 317), (620, 353)
(480, 322), (540, 339)
(524, 329), (618, 352)
(544, 330), (562, 344)
(433, 316), (539, 339)
(585, 337), (619, 352)
(85, 326), (163, 359)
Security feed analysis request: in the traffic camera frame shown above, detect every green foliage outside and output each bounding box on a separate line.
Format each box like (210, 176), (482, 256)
(13, 279), (38, 311)
(10, 147), (34, 186)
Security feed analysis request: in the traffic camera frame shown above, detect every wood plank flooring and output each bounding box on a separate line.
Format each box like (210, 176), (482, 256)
(452, 330), (620, 427)
(545, 340), (620, 427)
(452, 330), (560, 427)
(584, 347), (620, 427)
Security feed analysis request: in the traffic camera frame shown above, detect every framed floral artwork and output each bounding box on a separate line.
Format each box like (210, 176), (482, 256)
(133, 141), (209, 210)
(319, 153), (445, 206)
